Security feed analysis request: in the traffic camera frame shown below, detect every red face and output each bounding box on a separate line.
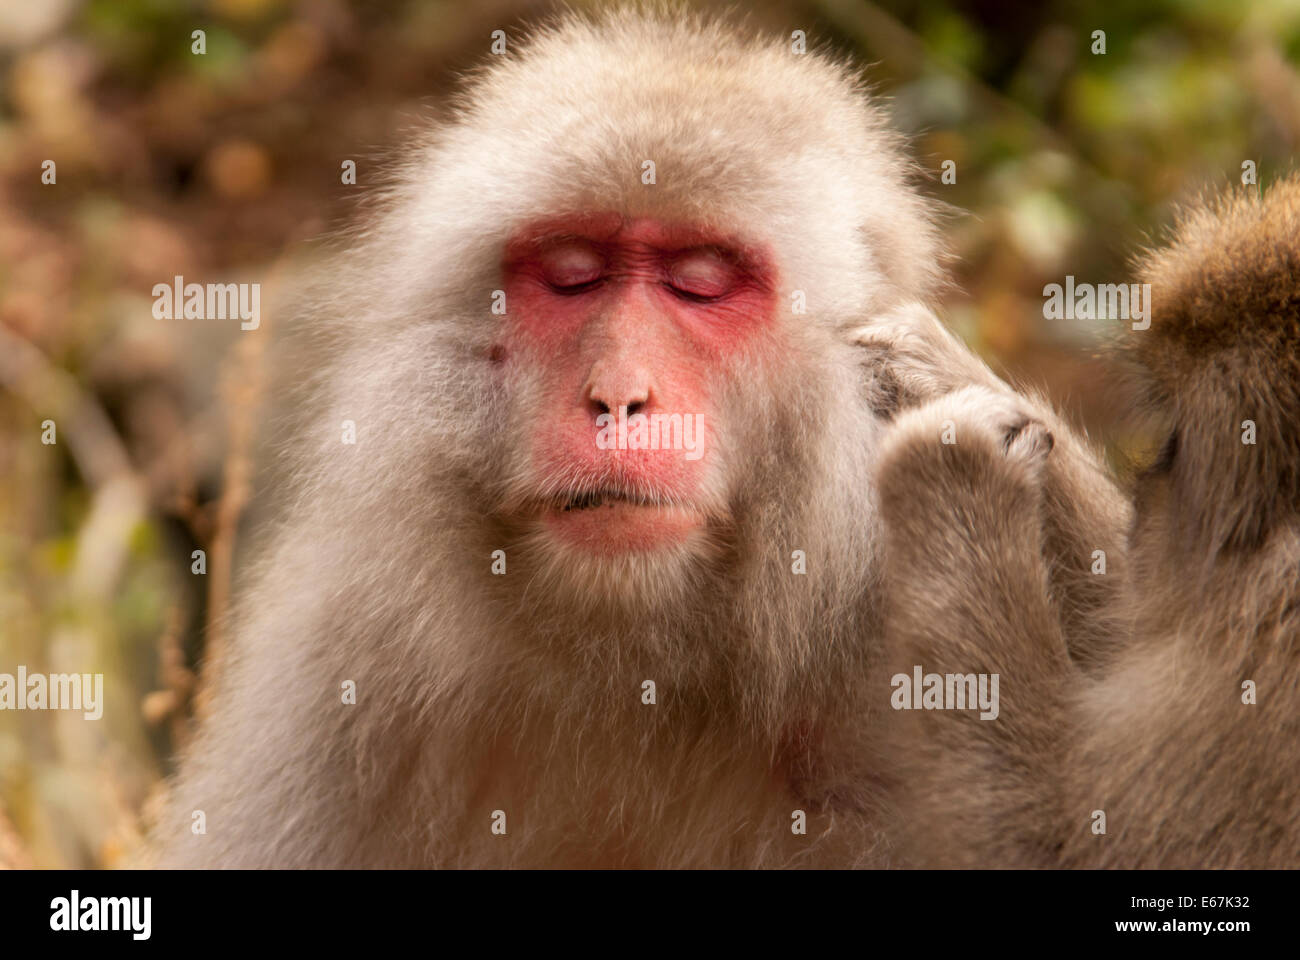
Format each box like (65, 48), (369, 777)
(497, 214), (779, 556)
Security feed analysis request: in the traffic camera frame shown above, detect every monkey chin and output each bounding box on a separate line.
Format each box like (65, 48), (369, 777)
(499, 497), (728, 620)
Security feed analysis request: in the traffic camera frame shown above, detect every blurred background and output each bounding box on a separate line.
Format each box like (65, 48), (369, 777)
(0, 0), (1296, 868)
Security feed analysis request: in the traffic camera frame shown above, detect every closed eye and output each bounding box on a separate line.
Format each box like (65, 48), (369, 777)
(663, 283), (721, 304)
(547, 278), (604, 295)
(539, 241), (605, 292)
(666, 248), (739, 301)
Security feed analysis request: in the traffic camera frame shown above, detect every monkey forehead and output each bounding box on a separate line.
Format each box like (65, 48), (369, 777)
(501, 212), (774, 271)
(393, 11), (944, 318)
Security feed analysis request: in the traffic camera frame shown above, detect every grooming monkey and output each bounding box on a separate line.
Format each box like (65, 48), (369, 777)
(875, 176), (1300, 868)
(153, 9), (1129, 867)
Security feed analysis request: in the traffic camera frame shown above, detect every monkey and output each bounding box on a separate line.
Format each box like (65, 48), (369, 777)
(151, 8), (1130, 868)
(873, 174), (1300, 868)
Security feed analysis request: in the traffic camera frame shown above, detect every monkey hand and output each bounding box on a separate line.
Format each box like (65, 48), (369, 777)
(875, 384), (1054, 519)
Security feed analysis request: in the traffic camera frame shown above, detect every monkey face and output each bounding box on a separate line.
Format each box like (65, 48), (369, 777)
(492, 214), (780, 566)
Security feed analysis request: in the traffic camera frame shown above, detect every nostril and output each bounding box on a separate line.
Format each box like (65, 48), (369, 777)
(585, 380), (651, 419)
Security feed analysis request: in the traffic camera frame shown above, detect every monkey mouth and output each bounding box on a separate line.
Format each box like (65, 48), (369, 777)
(538, 487), (707, 551)
(560, 489), (657, 512)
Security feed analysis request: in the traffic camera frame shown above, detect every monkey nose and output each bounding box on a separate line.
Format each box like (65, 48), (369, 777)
(587, 394), (648, 418)
(585, 374), (652, 418)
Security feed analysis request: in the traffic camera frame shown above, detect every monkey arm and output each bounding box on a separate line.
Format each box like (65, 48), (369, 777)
(859, 305), (1131, 670)
(872, 386), (1076, 867)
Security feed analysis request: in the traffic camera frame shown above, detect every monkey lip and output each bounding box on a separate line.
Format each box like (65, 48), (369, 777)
(541, 489), (705, 551)
(560, 489), (656, 511)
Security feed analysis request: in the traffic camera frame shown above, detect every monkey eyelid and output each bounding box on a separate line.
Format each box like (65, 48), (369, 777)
(659, 280), (731, 304)
(545, 277), (606, 295)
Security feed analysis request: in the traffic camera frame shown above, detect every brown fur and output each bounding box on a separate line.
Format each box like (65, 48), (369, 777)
(876, 176), (1300, 868)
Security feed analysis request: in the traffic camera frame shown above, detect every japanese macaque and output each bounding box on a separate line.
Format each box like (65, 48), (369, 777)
(876, 176), (1300, 868)
(153, 10), (1128, 867)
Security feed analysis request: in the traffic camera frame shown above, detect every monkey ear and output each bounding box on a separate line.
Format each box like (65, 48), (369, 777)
(854, 302), (1006, 419)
